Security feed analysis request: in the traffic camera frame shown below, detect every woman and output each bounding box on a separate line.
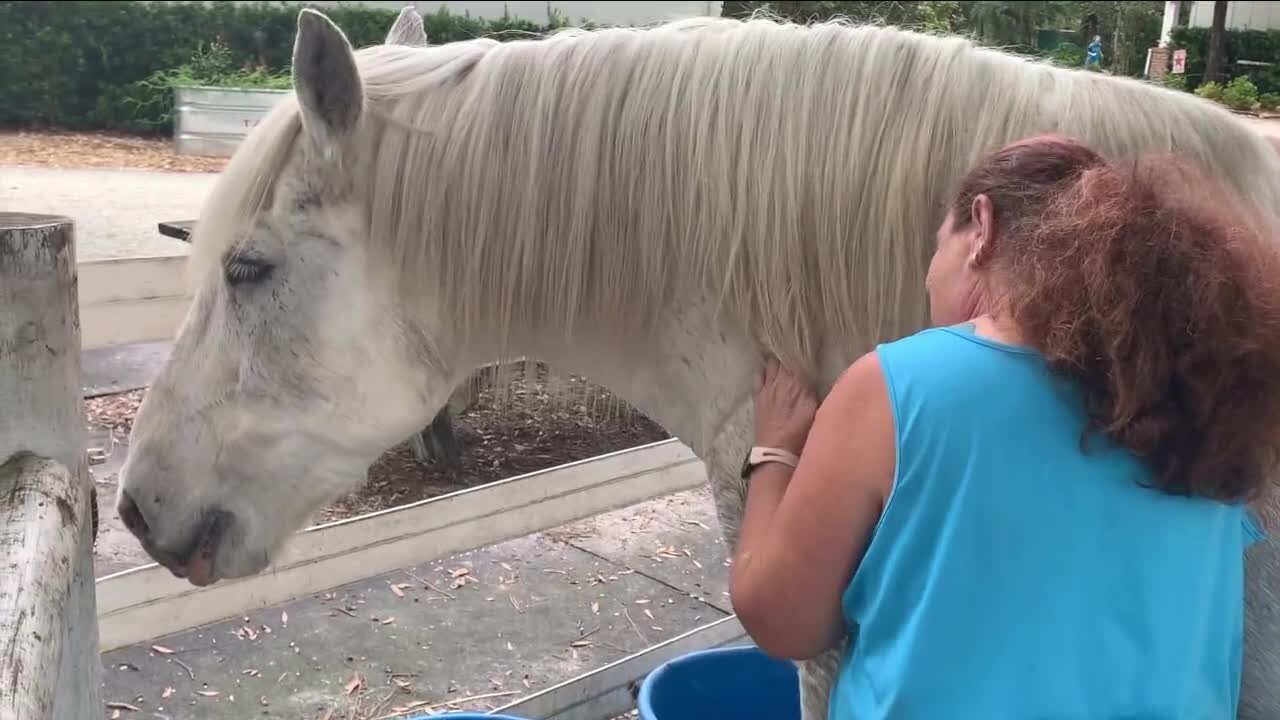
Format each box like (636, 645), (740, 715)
(729, 135), (1280, 718)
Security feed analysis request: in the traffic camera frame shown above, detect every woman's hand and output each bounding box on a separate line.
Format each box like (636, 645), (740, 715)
(752, 358), (819, 455)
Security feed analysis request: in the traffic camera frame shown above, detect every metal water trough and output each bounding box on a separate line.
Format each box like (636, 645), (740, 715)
(173, 85), (288, 157)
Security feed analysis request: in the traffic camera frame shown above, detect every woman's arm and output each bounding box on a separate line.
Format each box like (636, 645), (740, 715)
(729, 352), (895, 660)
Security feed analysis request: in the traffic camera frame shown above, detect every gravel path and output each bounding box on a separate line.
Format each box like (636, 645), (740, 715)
(1, 165), (215, 262)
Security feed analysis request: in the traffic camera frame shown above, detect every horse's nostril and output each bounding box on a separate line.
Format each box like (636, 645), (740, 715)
(117, 490), (151, 541)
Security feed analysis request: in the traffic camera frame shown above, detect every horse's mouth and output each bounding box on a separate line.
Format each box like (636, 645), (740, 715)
(184, 510), (232, 586)
(148, 509), (232, 586)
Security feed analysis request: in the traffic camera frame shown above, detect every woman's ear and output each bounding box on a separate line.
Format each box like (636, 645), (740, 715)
(967, 194), (997, 268)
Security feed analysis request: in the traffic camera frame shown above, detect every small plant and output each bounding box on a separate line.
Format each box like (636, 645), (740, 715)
(112, 42), (292, 131)
(1161, 74), (1188, 92)
(1260, 92), (1280, 111)
(1047, 42), (1085, 69)
(1195, 81), (1224, 102)
(1221, 75), (1260, 111)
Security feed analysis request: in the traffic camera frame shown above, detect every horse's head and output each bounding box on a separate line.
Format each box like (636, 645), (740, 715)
(118, 9), (455, 585)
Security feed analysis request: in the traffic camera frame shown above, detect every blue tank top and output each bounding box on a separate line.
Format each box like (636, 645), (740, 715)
(829, 323), (1264, 719)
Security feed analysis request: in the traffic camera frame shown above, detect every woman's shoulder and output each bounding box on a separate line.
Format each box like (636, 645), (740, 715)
(876, 323), (976, 357)
(878, 322), (1037, 360)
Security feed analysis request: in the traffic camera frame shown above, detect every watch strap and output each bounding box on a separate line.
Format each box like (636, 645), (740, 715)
(740, 446), (800, 478)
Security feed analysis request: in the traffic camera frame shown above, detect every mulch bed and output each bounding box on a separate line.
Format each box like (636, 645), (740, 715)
(0, 129), (228, 173)
(86, 364), (671, 524)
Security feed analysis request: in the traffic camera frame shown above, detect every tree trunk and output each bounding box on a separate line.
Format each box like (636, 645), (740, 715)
(1203, 0), (1229, 84)
(0, 213), (102, 719)
(720, 1), (756, 19)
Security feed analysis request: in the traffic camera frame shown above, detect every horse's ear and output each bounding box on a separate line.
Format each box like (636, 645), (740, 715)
(386, 6), (427, 46)
(292, 9), (363, 141)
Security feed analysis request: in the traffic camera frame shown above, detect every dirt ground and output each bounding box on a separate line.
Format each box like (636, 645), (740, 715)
(86, 363), (671, 529)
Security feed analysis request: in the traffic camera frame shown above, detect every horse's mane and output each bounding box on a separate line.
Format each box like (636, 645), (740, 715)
(191, 16), (1280, 384)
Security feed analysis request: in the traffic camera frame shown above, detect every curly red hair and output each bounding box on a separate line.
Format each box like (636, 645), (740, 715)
(951, 135), (1280, 502)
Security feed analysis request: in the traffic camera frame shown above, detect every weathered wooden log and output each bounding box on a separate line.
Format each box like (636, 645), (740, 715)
(0, 213), (102, 719)
(0, 454), (81, 719)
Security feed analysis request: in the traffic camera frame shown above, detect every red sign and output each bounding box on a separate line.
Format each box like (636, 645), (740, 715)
(1172, 48), (1187, 74)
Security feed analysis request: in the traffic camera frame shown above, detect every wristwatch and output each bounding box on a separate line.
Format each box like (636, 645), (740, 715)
(739, 446), (800, 479)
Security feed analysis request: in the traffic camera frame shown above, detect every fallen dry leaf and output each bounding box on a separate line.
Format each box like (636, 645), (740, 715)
(111, 711), (120, 720)
(150, 645), (175, 655)
(161, 687), (174, 699)
(450, 567), (471, 578)
(106, 701), (140, 711)
(590, 601), (599, 614)
(390, 584), (405, 598)
(644, 609), (655, 621)
(344, 672), (364, 695)
(381, 617), (396, 625)
(281, 611), (288, 627)
(570, 640), (592, 648)
(195, 690), (221, 698)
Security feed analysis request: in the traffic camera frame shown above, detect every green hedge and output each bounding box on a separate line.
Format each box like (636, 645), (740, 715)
(1169, 26), (1280, 94)
(0, 1), (559, 134)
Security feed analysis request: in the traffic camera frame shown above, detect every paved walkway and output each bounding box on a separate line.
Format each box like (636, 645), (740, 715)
(1, 166), (214, 262)
(100, 486), (729, 720)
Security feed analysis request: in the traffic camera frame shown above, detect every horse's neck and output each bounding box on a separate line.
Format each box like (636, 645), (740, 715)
(477, 298), (762, 458)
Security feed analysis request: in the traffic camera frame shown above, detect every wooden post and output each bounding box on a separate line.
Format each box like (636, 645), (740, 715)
(0, 213), (102, 719)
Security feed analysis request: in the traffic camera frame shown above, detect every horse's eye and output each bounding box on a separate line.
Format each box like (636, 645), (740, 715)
(224, 256), (274, 287)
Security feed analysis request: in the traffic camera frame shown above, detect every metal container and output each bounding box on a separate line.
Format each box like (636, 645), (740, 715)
(173, 86), (289, 157)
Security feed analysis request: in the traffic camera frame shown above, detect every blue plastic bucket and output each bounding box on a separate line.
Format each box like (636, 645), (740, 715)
(638, 645), (800, 720)
(401, 707), (522, 712)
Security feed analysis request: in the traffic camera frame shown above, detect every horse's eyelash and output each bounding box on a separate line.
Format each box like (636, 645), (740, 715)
(224, 256), (274, 286)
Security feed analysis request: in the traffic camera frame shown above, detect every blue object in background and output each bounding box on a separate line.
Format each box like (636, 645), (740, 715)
(1085, 35), (1103, 66)
(638, 645), (800, 720)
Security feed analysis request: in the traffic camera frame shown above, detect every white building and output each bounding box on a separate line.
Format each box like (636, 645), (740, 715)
(1186, 0), (1280, 31)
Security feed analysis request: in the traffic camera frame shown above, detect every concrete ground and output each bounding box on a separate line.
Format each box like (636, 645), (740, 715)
(84, 340), (172, 398)
(1, 166), (213, 262)
(1243, 116), (1280, 141)
(100, 486), (730, 720)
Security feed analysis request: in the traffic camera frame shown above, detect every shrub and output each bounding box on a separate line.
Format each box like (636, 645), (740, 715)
(1260, 92), (1280, 110)
(1221, 76), (1260, 110)
(1196, 81), (1225, 102)
(0, 1), (561, 134)
(1169, 27), (1280, 94)
(1161, 74), (1188, 92)
(1048, 42), (1085, 69)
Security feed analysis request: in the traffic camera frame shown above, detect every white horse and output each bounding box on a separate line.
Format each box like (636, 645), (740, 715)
(118, 8), (1280, 718)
